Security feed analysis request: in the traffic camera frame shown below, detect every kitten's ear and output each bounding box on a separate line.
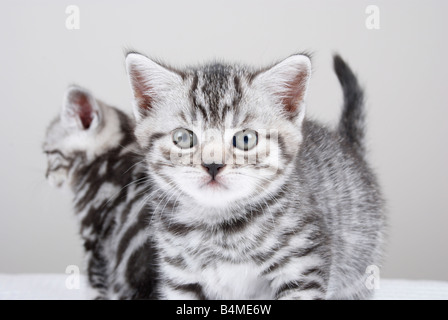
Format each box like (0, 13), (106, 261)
(253, 54), (311, 120)
(62, 86), (101, 130)
(125, 53), (183, 121)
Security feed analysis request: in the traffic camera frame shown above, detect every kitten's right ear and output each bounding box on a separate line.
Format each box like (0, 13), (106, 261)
(62, 86), (101, 130)
(252, 54), (311, 122)
(125, 53), (183, 121)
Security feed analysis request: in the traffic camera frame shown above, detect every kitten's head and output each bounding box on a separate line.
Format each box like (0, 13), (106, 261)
(43, 86), (124, 188)
(126, 53), (311, 214)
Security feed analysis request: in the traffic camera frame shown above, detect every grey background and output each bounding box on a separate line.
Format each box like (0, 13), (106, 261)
(0, 0), (447, 281)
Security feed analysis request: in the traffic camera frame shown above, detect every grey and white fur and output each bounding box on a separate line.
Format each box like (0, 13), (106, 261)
(43, 86), (158, 299)
(125, 52), (386, 300)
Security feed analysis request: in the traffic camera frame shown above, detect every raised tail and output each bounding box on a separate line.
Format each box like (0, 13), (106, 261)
(334, 54), (366, 158)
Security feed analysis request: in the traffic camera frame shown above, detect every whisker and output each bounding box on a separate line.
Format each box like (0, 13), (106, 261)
(122, 159), (146, 175)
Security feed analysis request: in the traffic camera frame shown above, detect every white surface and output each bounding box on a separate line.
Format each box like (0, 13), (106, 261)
(1, 274), (447, 300)
(0, 274), (87, 300)
(371, 279), (448, 300)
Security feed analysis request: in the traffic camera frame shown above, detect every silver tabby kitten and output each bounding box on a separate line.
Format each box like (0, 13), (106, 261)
(125, 52), (386, 300)
(43, 86), (157, 299)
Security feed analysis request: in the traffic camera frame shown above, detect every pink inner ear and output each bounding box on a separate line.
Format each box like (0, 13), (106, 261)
(72, 94), (94, 129)
(281, 72), (307, 114)
(130, 69), (152, 111)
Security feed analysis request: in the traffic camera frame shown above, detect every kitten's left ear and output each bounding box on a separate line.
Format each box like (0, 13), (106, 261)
(125, 53), (183, 121)
(252, 54), (311, 121)
(62, 85), (101, 130)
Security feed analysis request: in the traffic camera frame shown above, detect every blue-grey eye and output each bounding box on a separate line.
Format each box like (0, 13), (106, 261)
(233, 129), (258, 151)
(172, 128), (198, 149)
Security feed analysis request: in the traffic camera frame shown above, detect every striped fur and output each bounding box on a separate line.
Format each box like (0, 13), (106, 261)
(126, 53), (386, 300)
(44, 86), (158, 299)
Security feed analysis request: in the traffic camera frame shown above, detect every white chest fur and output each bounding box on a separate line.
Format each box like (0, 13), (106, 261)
(201, 262), (274, 299)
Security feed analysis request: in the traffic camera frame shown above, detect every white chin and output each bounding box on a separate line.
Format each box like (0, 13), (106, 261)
(176, 173), (255, 209)
(187, 184), (242, 208)
(195, 193), (234, 208)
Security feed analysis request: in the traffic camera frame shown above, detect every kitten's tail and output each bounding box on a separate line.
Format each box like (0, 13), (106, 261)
(334, 54), (366, 157)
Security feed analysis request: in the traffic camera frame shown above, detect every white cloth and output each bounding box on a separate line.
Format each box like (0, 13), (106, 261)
(1, 274), (447, 300)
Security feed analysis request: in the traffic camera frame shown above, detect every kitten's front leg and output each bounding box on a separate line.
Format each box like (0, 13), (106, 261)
(157, 253), (206, 300)
(83, 246), (108, 299)
(273, 270), (329, 300)
(159, 280), (206, 300)
(265, 243), (330, 300)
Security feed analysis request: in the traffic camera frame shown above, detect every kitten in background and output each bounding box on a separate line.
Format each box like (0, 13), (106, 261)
(43, 86), (158, 299)
(126, 52), (386, 300)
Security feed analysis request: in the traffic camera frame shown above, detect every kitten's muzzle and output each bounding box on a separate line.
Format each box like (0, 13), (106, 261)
(202, 163), (225, 180)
